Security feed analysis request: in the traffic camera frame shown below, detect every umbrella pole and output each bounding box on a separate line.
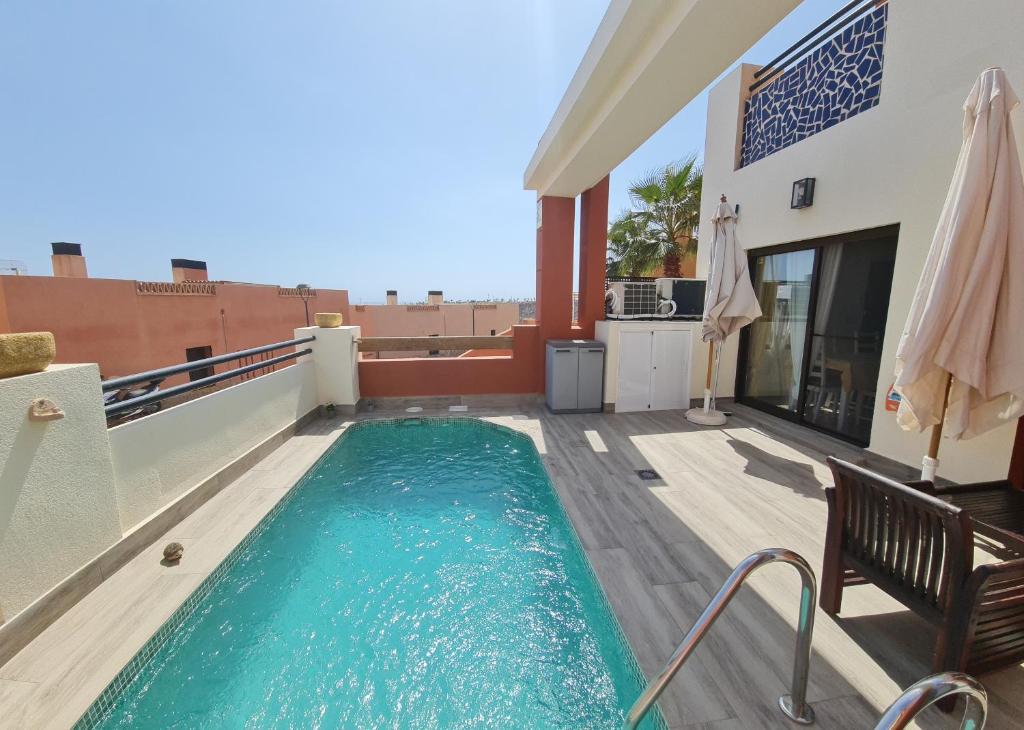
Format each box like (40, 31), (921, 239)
(687, 340), (727, 426)
(703, 340), (714, 413)
(922, 373), (953, 481)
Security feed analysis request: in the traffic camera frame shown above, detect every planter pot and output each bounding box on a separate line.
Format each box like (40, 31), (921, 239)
(314, 312), (343, 328)
(0, 332), (56, 379)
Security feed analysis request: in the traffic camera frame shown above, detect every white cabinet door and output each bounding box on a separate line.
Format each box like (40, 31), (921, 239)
(617, 330), (653, 412)
(651, 329), (690, 411)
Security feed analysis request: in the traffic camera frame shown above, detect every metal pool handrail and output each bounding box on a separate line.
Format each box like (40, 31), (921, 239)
(623, 548), (817, 729)
(874, 673), (987, 730)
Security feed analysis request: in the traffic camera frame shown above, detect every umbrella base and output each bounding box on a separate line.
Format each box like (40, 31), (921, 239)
(685, 407), (727, 426)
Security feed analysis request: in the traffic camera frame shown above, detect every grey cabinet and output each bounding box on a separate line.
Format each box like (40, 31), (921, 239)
(545, 340), (605, 413)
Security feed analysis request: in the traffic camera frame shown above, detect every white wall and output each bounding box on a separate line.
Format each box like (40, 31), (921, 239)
(109, 361), (318, 530)
(0, 365), (121, 621)
(295, 325), (360, 411)
(698, 0), (1024, 482)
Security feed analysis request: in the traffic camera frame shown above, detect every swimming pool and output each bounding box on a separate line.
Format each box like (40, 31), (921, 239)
(79, 418), (661, 729)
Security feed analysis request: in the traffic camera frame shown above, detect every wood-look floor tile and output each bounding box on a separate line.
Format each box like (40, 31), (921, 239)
(0, 678), (37, 729)
(586, 548), (733, 727)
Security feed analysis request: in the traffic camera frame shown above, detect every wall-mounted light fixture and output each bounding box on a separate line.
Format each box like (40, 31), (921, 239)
(791, 178), (815, 209)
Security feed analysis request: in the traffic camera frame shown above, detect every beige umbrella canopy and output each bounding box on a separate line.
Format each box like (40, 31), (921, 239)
(894, 67), (1024, 478)
(701, 198), (762, 342)
(686, 196), (762, 426)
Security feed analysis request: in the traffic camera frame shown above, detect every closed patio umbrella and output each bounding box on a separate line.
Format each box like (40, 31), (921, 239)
(686, 196), (762, 426)
(894, 67), (1024, 480)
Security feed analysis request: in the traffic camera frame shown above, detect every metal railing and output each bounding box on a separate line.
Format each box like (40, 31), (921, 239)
(749, 0), (886, 94)
(874, 673), (987, 730)
(624, 548), (817, 729)
(102, 336), (315, 416)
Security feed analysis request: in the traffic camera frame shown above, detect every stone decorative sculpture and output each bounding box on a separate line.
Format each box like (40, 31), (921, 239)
(0, 332), (55, 378)
(314, 312), (343, 327)
(163, 542), (184, 563)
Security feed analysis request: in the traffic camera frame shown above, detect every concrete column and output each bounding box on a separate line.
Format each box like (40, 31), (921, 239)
(577, 175), (609, 339)
(535, 195), (575, 342)
(295, 325), (361, 414)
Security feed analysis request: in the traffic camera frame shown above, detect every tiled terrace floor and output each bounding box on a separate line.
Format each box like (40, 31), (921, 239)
(2, 399), (1022, 728)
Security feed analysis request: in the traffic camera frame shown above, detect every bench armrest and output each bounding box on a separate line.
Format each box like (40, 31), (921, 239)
(903, 479), (937, 494)
(930, 480), (1015, 496)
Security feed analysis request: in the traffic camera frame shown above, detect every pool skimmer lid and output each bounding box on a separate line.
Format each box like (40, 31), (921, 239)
(635, 469), (661, 481)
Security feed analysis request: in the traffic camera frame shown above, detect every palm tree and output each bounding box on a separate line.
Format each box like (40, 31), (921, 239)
(606, 213), (657, 278)
(606, 156), (703, 278)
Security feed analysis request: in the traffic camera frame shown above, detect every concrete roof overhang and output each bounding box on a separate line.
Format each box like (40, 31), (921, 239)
(523, 0), (800, 198)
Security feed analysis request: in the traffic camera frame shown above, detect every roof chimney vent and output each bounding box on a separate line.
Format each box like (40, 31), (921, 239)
(50, 242), (88, 278)
(386, 290), (398, 305)
(427, 290), (443, 305)
(171, 258), (208, 283)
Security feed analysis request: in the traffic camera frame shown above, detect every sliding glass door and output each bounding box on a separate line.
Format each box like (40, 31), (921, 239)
(738, 228), (897, 444)
(742, 249), (815, 415)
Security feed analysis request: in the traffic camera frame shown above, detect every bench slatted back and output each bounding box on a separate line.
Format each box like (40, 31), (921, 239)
(827, 458), (973, 619)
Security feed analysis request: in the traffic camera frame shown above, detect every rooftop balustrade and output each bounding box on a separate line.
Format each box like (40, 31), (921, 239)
(740, 0), (888, 167)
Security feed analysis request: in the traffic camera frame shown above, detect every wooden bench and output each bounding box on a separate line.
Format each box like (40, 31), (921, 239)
(821, 457), (1024, 677)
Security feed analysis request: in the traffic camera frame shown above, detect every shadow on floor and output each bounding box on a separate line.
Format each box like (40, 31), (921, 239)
(725, 437), (822, 500)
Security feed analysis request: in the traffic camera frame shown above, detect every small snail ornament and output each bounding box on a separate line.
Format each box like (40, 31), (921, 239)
(162, 542), (184, 564)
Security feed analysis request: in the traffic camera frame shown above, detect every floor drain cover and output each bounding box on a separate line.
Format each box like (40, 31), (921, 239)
(635, 469), (661, 481)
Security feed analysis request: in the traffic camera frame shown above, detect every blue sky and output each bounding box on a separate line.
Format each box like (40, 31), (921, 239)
(0, 1), (844, 303)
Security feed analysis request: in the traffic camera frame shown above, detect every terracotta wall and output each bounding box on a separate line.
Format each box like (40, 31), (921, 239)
(2, 173), (607, 401)
(348, 302), (520, 357)
(359, 177), (609, 398)
(577, 176), (609, 339)
(358, 324), (542, 396)
(0, 276), (349, 385)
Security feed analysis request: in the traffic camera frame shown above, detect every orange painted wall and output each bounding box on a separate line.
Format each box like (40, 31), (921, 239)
(348, 302), (520, 357)
(0, 275), (349, 385)
(357, 176), (609, 399)
(359, 178), (607, 399)
(3, 175), (607, 401)
(358, 324), (542, 396)
(578, 176), (609, 339)
(535, 195), (576, 343)
(0, 282), (10, 332)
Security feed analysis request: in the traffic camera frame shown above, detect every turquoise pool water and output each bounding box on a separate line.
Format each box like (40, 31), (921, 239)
(89, 418), (660, 729)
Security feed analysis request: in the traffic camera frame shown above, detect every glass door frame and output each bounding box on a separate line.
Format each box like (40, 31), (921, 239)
(735, 224), (900, 447)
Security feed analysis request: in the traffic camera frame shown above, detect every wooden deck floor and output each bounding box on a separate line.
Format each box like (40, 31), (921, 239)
(2, 399), (1022, 728)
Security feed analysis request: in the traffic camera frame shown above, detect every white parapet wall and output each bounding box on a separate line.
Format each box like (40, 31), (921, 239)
(108, 359), (319, 531)
(0, 364), (122, 622)
(0, 330), (358, 631)
(295, 325), (360, 413)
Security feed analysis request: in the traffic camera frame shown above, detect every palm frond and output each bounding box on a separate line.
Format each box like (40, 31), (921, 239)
(608, 154), (703, 276)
